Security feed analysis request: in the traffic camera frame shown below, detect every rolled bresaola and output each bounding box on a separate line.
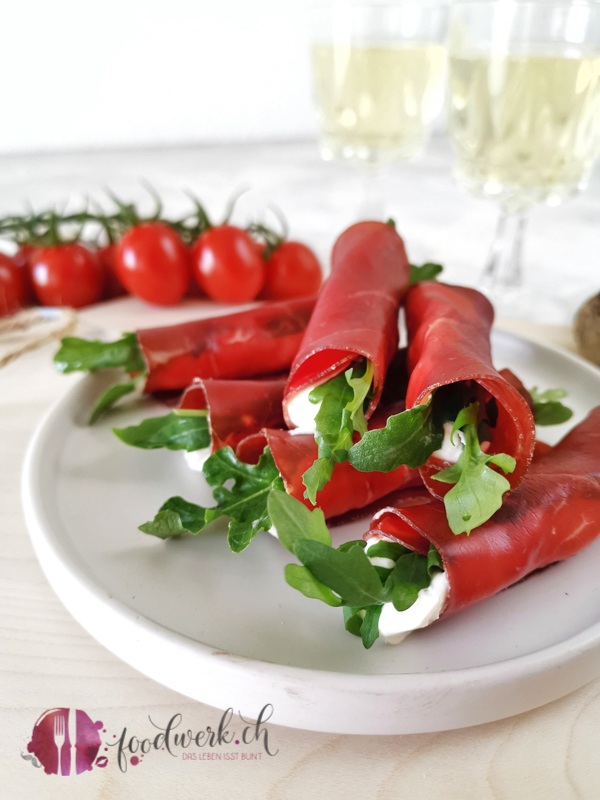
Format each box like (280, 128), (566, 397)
(178, 377), (287, 453)
(283, 221), (410, 425)
(366, 406), (600, 618)
(404, 281), (536, 492)
(237, 401), (421, 520)
(240, 428), (421, 520)
(138, 296), (316, 393)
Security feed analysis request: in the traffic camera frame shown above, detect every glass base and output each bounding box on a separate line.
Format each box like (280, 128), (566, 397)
(318, 134), (428, 166)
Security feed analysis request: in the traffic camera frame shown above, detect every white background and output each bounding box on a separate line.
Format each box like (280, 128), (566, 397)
(0, 0), (318, 154)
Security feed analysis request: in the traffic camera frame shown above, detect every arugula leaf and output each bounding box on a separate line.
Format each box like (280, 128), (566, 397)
(268, 492), (444, 648)
(529, 386), (573, 426)
(346, 604), (383, 649)
(432, 403), (516, 535)
(301, 457), (334, 504)
(385, 552), (431, 612)
(113, 410), (210, 451)
(302, 360), (374, 504)
(54, 333), (148, 423)
(284, 564), (343, 607)
(346, 361), (374, 433)
(439, 460), (512, 536)
(343, 542), (442, 647)
(54, 333), (146, 374)
(427, 544), (444, 574)
(293, 540), (389, 607)
(139, 497), (209, 539)
(343, 606), (365, 637)
(266, 490), (331, 552)
(360, 603), (384, 648)
(409, 261), (443, 285)
(364, 539), (411, 563)
(89, 377), (142, 424)
(269, 491), (390, 616)
(139, 446), (284, 552)
(348, 401), (443, 472)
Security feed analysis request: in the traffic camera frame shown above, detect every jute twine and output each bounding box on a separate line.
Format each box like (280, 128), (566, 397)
(0, 307), (78, 368)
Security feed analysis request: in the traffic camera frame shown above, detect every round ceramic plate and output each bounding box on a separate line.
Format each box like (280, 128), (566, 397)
(22, 330), (600, 735)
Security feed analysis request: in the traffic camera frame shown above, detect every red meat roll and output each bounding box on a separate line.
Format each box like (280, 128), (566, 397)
(137, 296), (316, 393)
(178, 377), (287, 453)
(404, 281), (536, 494)
(366, 406), (600, 618)
(283, 221), (410, 426)
(238, 401), (421, 520)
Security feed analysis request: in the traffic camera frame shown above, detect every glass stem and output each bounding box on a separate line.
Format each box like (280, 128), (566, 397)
(481, 209), (528, 291)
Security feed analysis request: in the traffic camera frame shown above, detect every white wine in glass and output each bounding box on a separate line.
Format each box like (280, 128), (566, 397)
(447, 0), (600, 317)
(309, 1), (448, 214)
(312, 37), (446, 164)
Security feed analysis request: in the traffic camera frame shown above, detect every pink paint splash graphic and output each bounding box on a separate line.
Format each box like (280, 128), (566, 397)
(27, 708), (104, 776)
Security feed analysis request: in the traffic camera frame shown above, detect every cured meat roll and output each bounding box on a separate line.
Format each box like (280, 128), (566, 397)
(367, 406), (600, 619)
(178, 376), (287, 453)
(138, 296), (316, 393)
(349, 281), (538, 533)
(242, 428), (420, 520)
(283, 221), (410, 428)
(404, 281), (536, 492)
(237, 399), (421, 520)
(54, 295), (316, 394)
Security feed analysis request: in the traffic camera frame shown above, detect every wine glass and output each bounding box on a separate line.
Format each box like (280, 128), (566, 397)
(447, 0), (600, 319)
(308, 0), (449, 217)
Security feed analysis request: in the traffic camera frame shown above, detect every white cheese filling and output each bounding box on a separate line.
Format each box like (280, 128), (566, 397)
(285, 385), (321, 433)
(377, 571), (449, 645)
(433, 421), (465, 464)
(365, 534), (449, 645)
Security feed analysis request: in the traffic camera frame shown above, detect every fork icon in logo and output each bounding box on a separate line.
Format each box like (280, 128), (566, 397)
(26, 708), (104, 776)
(53, 714), (66, 775)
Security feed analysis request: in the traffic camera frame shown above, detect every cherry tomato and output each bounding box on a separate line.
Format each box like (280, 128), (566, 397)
(98, 243), (127, 300)
(191, 225), (266, 303)
(114, 222), (190, 305)
(184, 246), (205, 298)
(261, 241), (322, 301)
(13, 245), (37, 305)
(28, 243), (105, 308)
(0, 253), (28, 316)
(14, 243), (36, 269)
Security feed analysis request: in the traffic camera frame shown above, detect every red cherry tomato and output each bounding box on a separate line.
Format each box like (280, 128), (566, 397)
(261, 241), (322, 301)
(184, 246), (205, 298)
(14, 243), (36, 269)
(191, 225), (266, 303)
(13, 245), (37, 305)
(98, 243), (127, 300)
(0, 253), (28, 316)
(28, 243), (105, 308)
(114, 222), (190, 305)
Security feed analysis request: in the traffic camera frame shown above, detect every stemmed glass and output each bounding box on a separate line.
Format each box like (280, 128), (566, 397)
(309, 0), (448, 217)
(447, 0), (600, 318)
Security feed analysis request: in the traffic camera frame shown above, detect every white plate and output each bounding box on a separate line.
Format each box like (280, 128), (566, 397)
(22, 330), (600, 735)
